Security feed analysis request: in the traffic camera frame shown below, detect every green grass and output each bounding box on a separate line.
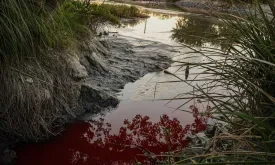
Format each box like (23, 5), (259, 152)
(0, 0), (61, 60)
(59, 1), (148, 31)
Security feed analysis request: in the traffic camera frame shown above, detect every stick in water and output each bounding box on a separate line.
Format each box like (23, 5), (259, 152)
(185, 64), (190, 80)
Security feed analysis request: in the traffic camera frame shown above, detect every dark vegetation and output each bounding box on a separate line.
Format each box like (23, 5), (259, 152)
(0, 0), (146, 142)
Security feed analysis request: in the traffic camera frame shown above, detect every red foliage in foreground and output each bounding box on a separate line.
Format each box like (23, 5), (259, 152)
(16, 106), (211, 165)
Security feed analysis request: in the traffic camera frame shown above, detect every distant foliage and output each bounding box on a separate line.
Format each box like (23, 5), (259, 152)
(60, 1), (119, 31)
(60, 1), (147, 31)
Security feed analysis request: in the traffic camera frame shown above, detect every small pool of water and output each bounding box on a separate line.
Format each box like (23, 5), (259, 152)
(15, 8), (224, 165)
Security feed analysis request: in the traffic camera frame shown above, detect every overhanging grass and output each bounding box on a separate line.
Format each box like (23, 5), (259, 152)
(0, 0), (83, 141)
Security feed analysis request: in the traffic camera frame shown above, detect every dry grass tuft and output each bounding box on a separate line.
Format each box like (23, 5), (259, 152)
(0, 51), (81, 142)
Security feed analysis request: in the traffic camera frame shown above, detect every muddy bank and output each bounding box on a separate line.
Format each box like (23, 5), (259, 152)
(76, 34), (174, 115)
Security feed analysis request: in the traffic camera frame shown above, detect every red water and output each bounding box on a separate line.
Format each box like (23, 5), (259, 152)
(15, 103), (211, 165)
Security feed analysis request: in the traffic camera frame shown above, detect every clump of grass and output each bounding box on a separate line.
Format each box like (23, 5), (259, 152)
(0, 0), (84, 141)
(0, 51), (80, 142)
(159, 0), (275, 164)
(1, 0), (56, 60)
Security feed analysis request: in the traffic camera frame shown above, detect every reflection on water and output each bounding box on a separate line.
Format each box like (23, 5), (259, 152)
(171, 16), (232, 50)
(119, 12), (232, 50)
(111, 13), (180, 45)
(150, 12), (174, 20)
(120, 13), (174, 28)
(121, 19), (146, 27)
(16, 106), (211, 165)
